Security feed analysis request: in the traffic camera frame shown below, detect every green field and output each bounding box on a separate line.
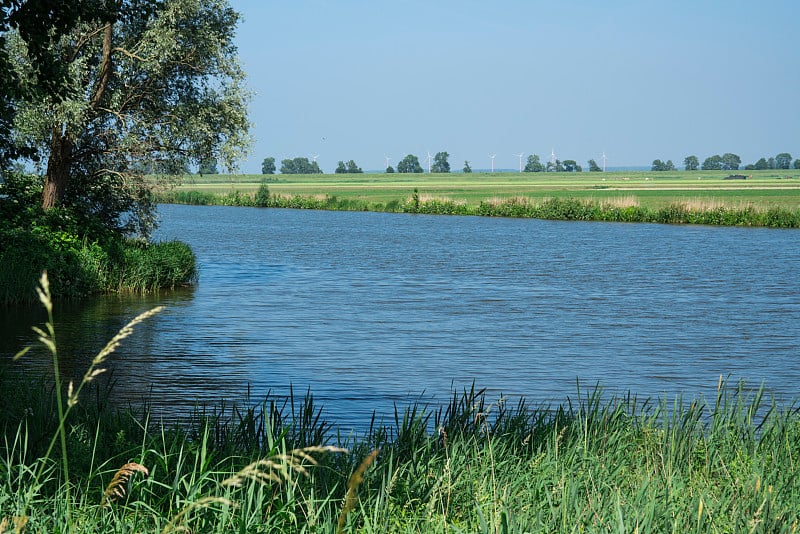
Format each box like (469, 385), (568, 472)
(174, 170), (800, 210)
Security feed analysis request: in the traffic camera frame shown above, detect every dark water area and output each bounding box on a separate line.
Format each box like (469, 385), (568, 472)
(3, 205), (799, 430)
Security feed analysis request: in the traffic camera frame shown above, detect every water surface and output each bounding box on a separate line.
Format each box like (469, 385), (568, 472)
(3, 205), (799, 429)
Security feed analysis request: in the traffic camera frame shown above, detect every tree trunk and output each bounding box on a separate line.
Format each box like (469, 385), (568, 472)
(42, 127), (73, 209)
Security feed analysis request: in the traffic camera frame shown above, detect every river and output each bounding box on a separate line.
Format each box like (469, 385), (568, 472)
(3, 205), (799, 429)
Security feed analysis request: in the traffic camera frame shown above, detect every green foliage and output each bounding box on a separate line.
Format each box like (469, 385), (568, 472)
(462, 160), (472, 173)
(280, 157), (322, 174)
(110, 240), (197, 293)
(397, 154), (423, 173)
(385, 165), (395, 173)
(335, 160), (363, 174)
(261, 156), (276, 174)
(775, 152), (793, 170)
(0, 173), (196, 303)
(524, 154), (545, 172)
(652, 159), (676, 171)
(588, 158), (601, 172)
(5, 317), (800, 534)
(346, 159), (363, 173)
(684, 155), (699, 171)
(6, 0), (251, 239)
(702, 154), (723, 170)
(721, 153), (741, 171)
(254, 182), (270, 207)
(431, 151), (450, 173)
(198, 157), (219, 175)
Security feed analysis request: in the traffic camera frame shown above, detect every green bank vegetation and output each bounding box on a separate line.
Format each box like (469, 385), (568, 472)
(0, 174), (197, 305)
(0, 0), (253, 304)
(158, 170), (800, 228)
(3, 273), (800, 532)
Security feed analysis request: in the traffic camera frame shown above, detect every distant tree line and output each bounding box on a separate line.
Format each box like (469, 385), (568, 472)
(335, 160), (362, 173)
(259, 150), (799, 175)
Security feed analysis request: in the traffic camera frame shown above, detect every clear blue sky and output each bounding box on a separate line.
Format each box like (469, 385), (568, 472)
(228, 0), (799, 173)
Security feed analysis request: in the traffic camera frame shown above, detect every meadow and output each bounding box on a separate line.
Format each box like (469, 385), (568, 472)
(155, 170), (800, 228)
(173, 169), (800, 210)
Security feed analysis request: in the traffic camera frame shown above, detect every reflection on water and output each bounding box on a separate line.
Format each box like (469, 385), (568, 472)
(3, 205), (799, 429)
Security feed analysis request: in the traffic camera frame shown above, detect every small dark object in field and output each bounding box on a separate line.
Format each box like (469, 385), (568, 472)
(724, 175), (747, 180)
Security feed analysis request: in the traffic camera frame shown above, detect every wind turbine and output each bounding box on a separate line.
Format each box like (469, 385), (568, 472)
(384, 155), (392, 170)
(515, 153), (525, 173)
(311, 154), (319, 163)
(550, 148), (556, 166)
(426, 151), (433, 173)
(602, 151), (607, 172)
(489, 154), (496, 173)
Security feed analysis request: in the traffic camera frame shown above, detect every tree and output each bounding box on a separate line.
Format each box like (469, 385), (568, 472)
(7, 0), (251, 237)
(775, 153), (792, 170)
(563, 159), (579, 172)
(462, 160), (472, 173)
(431, 151), (450, 173)
(261, 157), (276, 174)
(721, 153), (741, 171)
(281, 157), (321, 174)
(397, 154), (423, 173)
(547, 159), (564, 172)
(588, 159), (601, 172)
(198, 158), (218, 175)
(794, 159), (800, 170)
(683, 155), (699, 171)
(702, 155), (723, 170)
(346, 160), (362, 173)
(1, 1), (141, 164)
(335, 160), (362, 173)
(524, 154), (545, 172)
(385, 165), (395, 173)
(652, 159), (676, 171)
(753, 157), (769, 170)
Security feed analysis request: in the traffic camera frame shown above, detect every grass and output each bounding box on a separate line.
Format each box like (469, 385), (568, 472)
(166, 169), (800, 209)
(155, 170), (800, 228)
(3, 273), (800, 532)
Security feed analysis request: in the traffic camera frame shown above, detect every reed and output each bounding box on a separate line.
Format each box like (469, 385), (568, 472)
(4, 276), (800, 531)
(158, 186), (800, 228)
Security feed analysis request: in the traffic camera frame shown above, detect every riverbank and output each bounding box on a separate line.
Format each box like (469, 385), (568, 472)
(0, 176), (198, 305)
(4, 273), (798, 532)
(3, 371), (798, 532)
(155, 184), (800, 228)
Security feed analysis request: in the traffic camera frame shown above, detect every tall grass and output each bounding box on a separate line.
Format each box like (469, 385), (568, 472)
(158, 188), (800, 228)
(0, 232), (198, 305)
(109, 240), (198, 293)
(4, 275), (800, 531)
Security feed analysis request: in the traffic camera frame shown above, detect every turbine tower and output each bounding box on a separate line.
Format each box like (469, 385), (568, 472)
(489, 154), (496, 173)
(602, 151), (607, 172)
(312, 154), (319, 163)
(426, 151), (433, 173)
(550, 148), (556, 166)
(384, 155), (392, 169)
(515, 153), (525, 173)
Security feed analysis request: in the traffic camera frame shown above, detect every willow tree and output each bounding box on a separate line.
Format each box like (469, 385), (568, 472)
(8, 0), (251, 237)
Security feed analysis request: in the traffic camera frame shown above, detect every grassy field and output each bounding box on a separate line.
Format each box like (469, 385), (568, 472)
(173, 169), (800, 210)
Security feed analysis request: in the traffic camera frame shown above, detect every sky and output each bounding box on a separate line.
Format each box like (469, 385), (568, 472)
(228, 0), (799, 173)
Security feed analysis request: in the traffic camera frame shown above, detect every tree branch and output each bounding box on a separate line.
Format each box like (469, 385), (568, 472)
(89, 23), (113, 111)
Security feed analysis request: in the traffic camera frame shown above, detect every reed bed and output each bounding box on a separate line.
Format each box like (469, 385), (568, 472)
(3, 274), (800, 532)
(156, 188), (800, 228)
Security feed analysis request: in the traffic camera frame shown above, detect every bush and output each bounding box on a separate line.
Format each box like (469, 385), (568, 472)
(0, 173), (197, 304)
